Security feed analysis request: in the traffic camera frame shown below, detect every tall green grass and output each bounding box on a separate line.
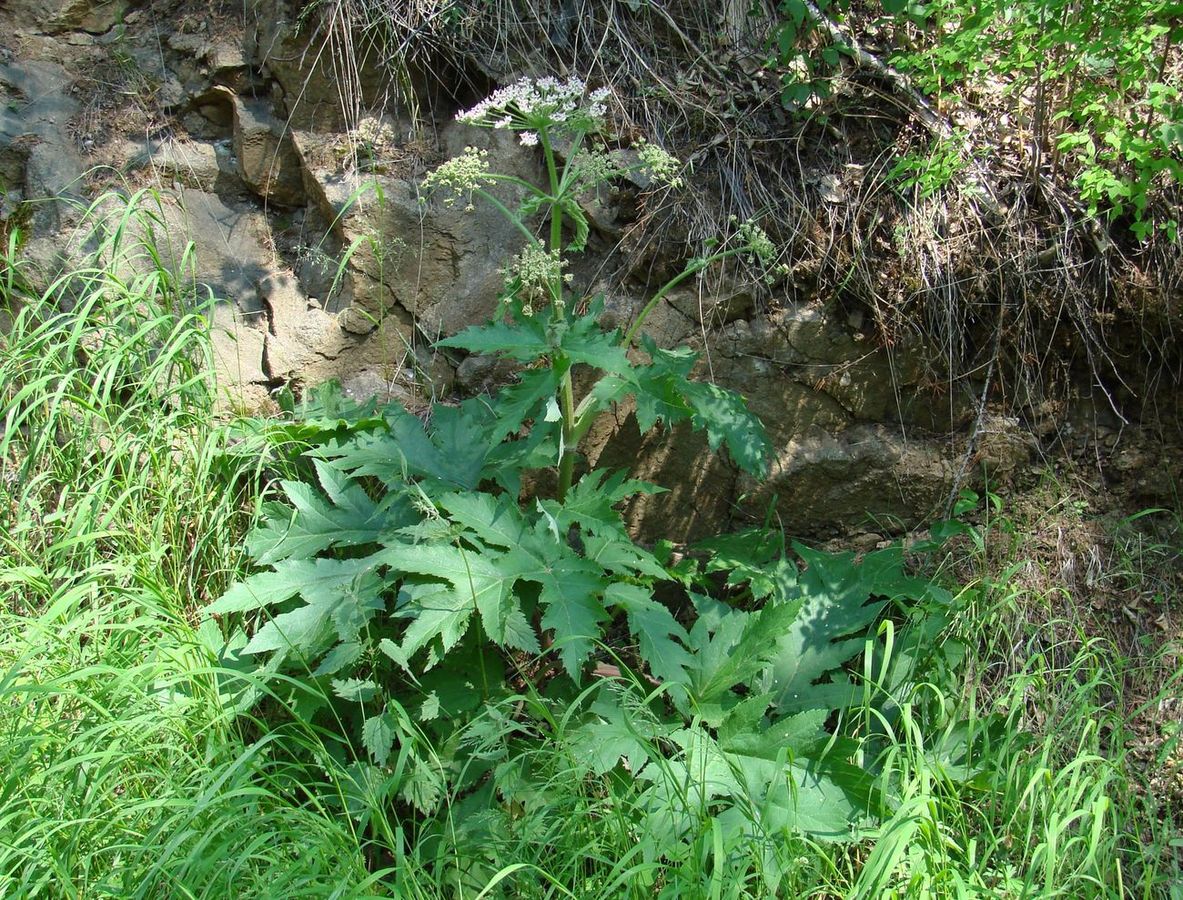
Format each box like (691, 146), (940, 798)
(850, 511), (1183, 899)
(0, 193), (382, 897)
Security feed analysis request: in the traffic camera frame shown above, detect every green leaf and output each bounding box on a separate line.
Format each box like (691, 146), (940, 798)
(778, 22), (798, 53)
(541, 469), (664, 537)
(540, 566), (609, 679)
(333, 677), (379, 702)
(490, 367), (562, 440)
(315, 640), (363, 676)
(378, 637), (411, 672)
(583, 532), (669, 579)
(680, 380), (770, 477)
(762, 544), (893, 714)
(635, 726), (741, 852)
(569, 686), (658, 776)
(685, 596), (804, 715)
(381, 542), (520, 651)
(607, 583), (694, 685)
(502, 606), (541, 654)
(418, 691), (440, 721)
(718, 707), (828, 759)
(601, 338), (768, 475)
(517, 192), (549, 220)
(418, 644), (504, 716)
(209, 554), (387, 660)
(398, 583), (474, 660)
(740, 754), (873, 841)
(339, 762), (395, 823)
(425, 403), (494, 489)
(570, 714), (650, 776)
(696, 527), (794, 599)
(207, 567), (304, 615)
(436, 316), (551, 360)
(560, 309), (632, 374)
(781, 81), (814, 107)
(242, 585), (379, 657)
(632, 342), (697, 433)
(402, 755), (445, 814)
(362, 710), (397, 766)
(246, 462), (394, 565)
(436, 491), (530, 550)
(317, 403), (489, 490)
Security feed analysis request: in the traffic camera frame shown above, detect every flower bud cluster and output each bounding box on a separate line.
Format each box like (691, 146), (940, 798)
(421, 147), (495, 208)
(635, 139), (684, 188)
(734, 217), (777, 263)
(457, 77), (611, 138)
(354, 116), (396, 153)
(500, 243), (572, 316)
(574, 149), (623, 195)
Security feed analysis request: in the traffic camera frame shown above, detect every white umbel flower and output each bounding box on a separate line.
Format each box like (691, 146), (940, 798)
(421, 146), (495, 206)
(456, 77), (610, 137)
(635, 139), (684, 188)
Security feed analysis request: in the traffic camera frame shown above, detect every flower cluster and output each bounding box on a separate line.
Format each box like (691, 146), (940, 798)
(635, 139), (684, 188)
(501, 243), (571, 315)
(736, 219), (776, 263)
(457, 77), (611, 141)
(354, 115), (396, 152)
(421, 147), (495, 208)
(573, 149), (623, 196)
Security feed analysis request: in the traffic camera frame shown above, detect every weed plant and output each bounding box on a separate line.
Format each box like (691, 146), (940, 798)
(203, 80), (1182, 897)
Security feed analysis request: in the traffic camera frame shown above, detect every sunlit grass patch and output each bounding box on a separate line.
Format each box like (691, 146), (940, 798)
(0, 192), (383, 898)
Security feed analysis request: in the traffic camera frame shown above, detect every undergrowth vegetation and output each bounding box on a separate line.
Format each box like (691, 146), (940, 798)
(2, 87), (1180, 895)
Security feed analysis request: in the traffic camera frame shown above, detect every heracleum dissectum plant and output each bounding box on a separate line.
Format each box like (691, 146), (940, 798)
(206, 78), (973, 886)
(423, 76), (775, 500)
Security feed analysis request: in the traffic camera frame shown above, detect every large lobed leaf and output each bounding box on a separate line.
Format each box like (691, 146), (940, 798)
(314, 402), (491, 490)
(589, 338), (771, 478)
(437, 301), (632, 376)
(207, 553), (389, 662)
(246, 460), (405, 565)
(760, 544), (907, 715)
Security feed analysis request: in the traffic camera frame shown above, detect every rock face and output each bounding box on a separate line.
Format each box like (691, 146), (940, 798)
(0, 57), (86, 243)
(230, 93), (305, 207)
(4, 0), (1133, 539)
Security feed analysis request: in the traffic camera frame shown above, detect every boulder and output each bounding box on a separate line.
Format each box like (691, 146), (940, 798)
(0, 59), (85, 236)
(209, 303), (267, 387)
(146, 138), (237, 192)
(7, 0), (130, 34)
(226, 90), (305, 207)
(740, 424), (956, 535)
(246, 0), (395, 130)
(295, 125), (537, 340)
(165, 187), (274, 315)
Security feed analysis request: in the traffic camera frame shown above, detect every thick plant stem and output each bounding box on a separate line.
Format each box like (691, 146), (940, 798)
(539, 126), (580, 503)
(539, 128), (564, 259)
(557, 374), (577, 503)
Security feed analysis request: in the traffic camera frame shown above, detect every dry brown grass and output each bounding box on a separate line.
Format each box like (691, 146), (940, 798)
(311, 0), (1183, 437)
